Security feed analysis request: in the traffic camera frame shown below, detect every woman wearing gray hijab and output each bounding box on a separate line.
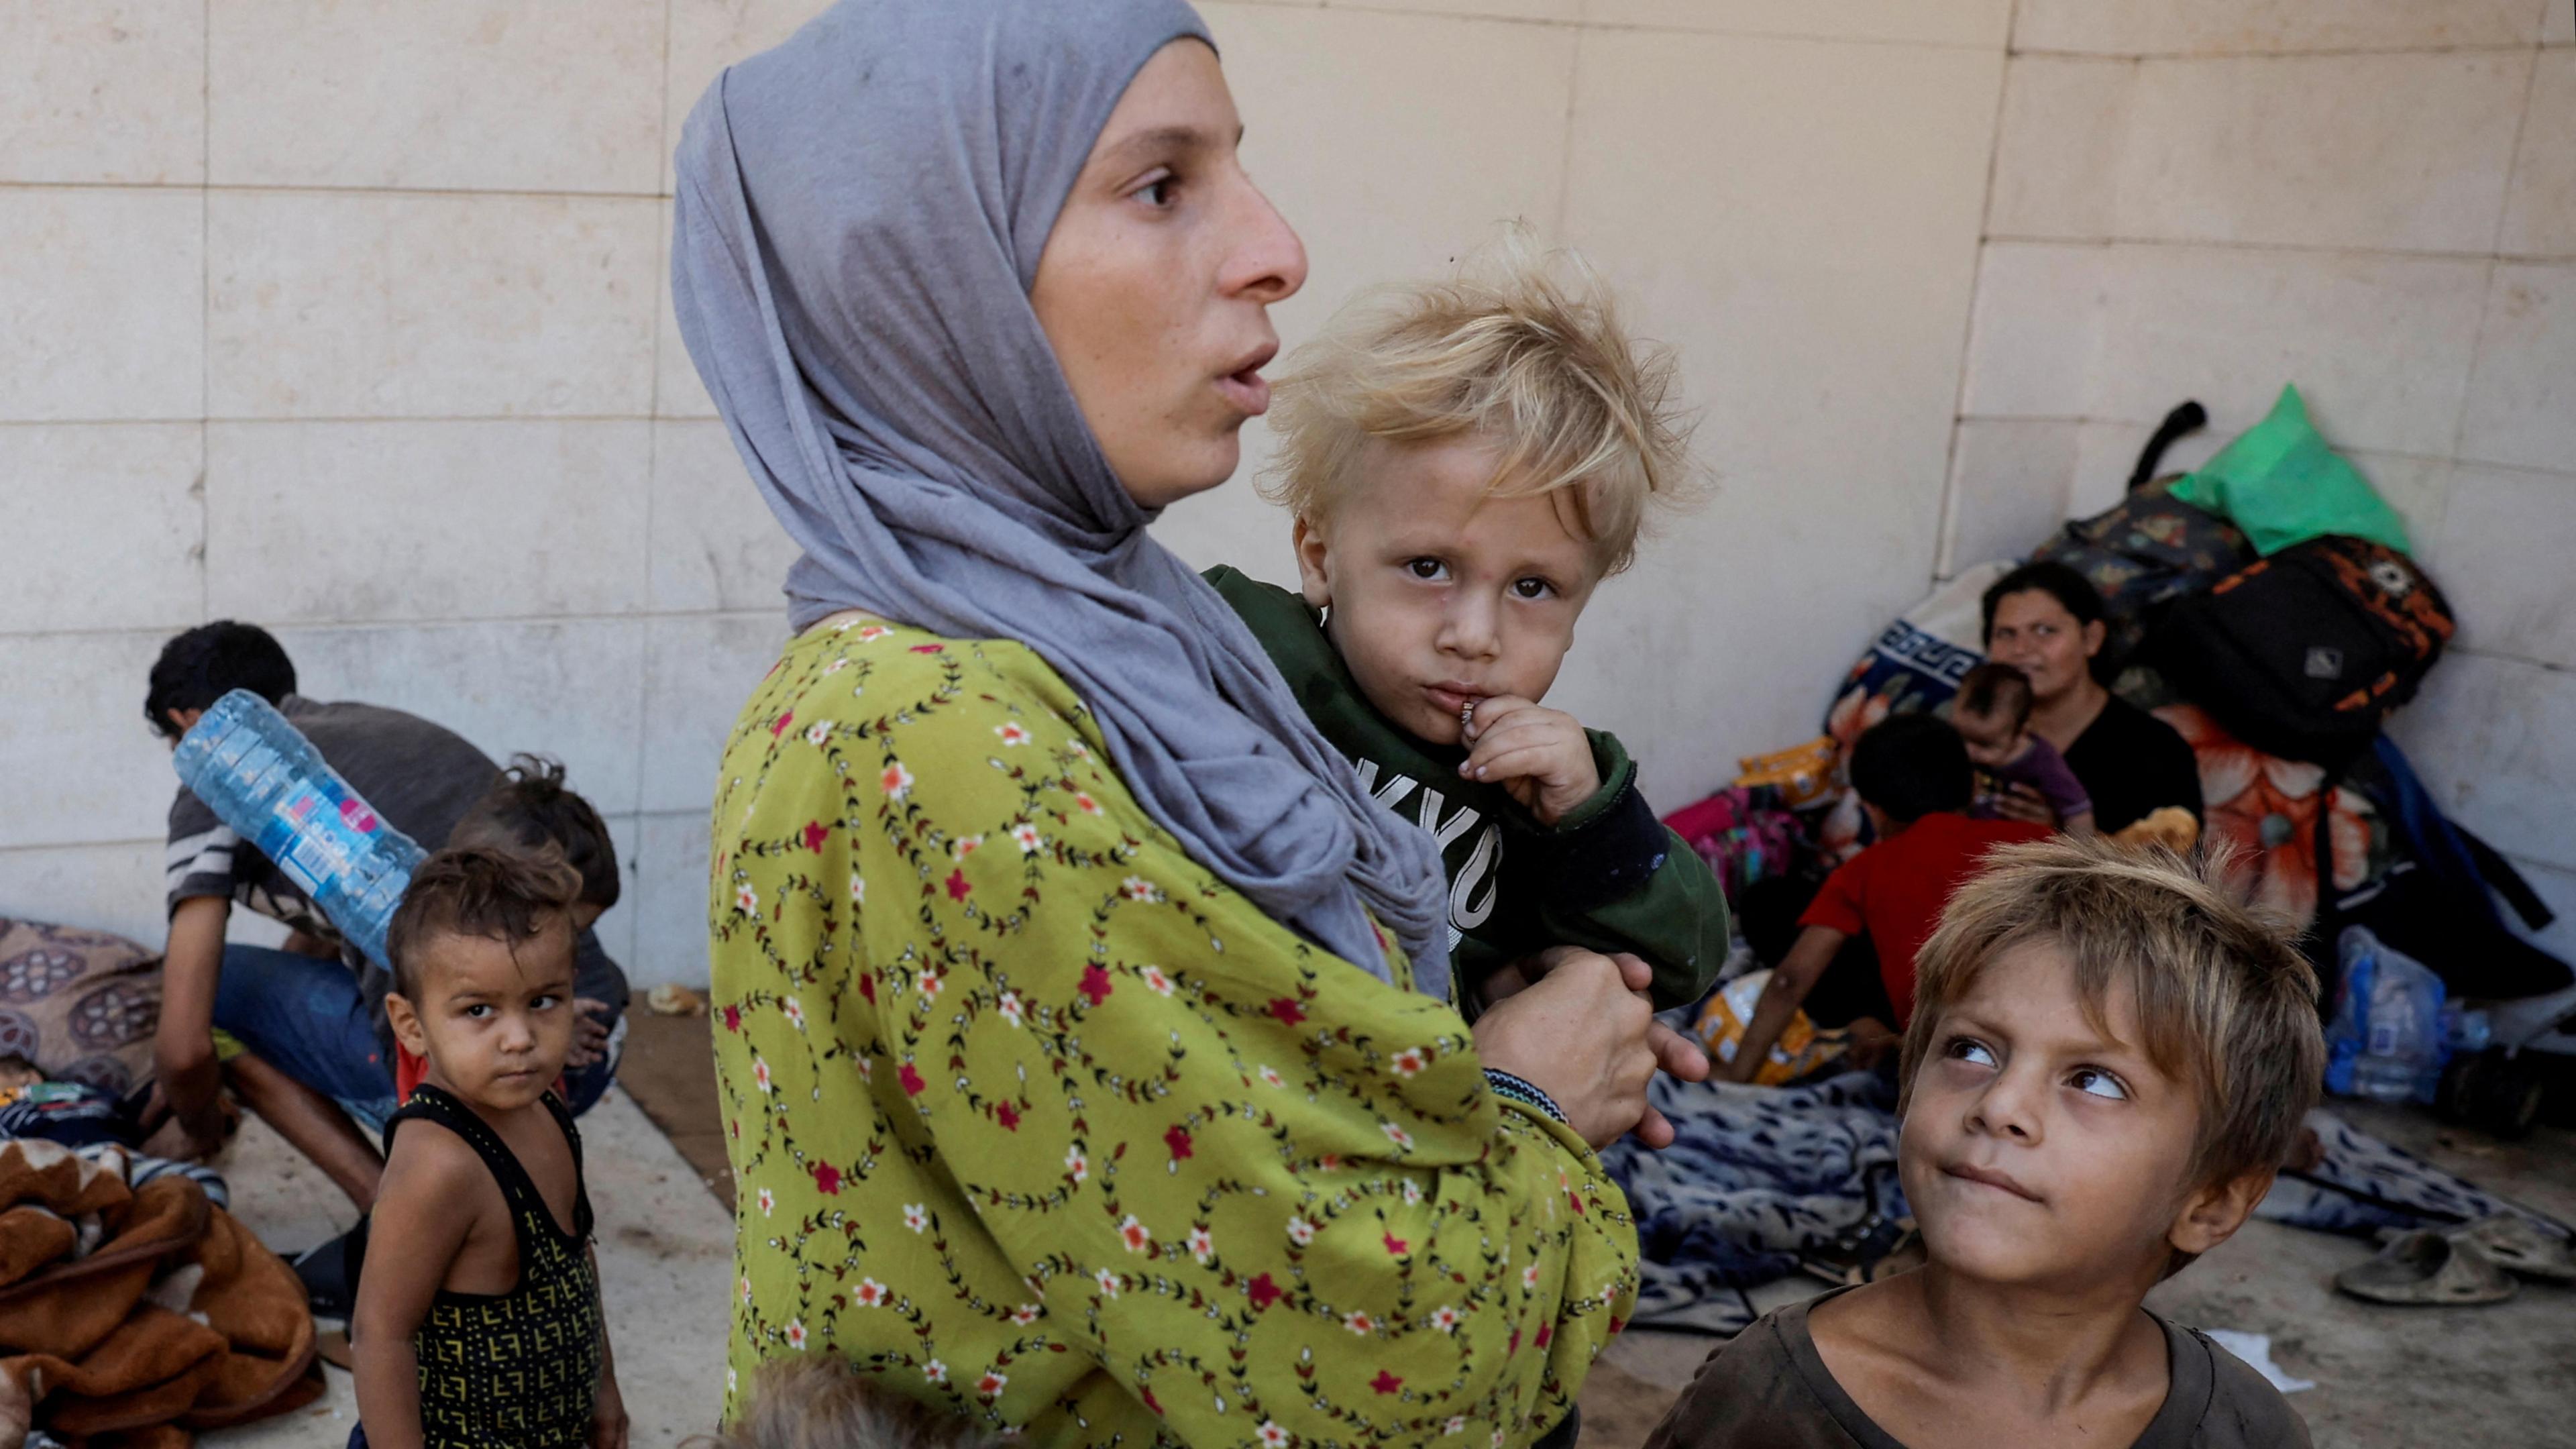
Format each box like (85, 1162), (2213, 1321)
(675, 3), (1668, 1443)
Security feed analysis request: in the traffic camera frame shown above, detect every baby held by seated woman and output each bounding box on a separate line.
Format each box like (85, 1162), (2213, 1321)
(1949, 661), (2096, 837)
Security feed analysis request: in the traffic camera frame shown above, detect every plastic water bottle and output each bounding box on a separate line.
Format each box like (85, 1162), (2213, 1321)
(171, 689), (425, 969)
(2327, 926), (2447, 1104)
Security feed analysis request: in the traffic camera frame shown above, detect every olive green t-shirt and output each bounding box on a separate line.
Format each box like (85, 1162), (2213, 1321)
(1205, 566), (1729, 1010)
(1645, 1290), (2312, 1449)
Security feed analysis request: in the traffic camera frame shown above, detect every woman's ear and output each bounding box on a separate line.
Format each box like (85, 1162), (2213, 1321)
(386, 991), (430, 1059)
(2167, 1167), (2272, 1258)
(1291, 515), (1333, 610)
(2082, 618), (2108, 659)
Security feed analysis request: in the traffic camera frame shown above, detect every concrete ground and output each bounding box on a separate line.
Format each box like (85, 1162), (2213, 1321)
(1579, 1101), (2576, 1448)
(200, 1087), (734, 1447)
(186, 1048), (2571, 1449)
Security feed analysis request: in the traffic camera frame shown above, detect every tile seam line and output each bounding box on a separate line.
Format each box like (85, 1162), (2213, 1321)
(0, 180), (669, 202)
(2444, 46), (2547, 467)
(2010, 42), (2544, 62)
(1548, 27), (1578, 240)
(30, 416), (2569, 476)
(0, 417), (694, 427)
(2429, 644), (2571, 673)
(1236, 7), (2004, 49)
(0, 611), (787, 642)
(14, 816), (702, 846)
(198, 0), (211, 625)
(2489, 44), (2548, 256)
(1933, 0), (2019, 588)
(1947, 423), (2576, 476)
(637, 0), (679, 861)
(1982, 235), (2567, 265)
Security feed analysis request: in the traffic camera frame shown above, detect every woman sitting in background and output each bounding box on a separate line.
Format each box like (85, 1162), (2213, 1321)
(1979, 561), (2202, 837)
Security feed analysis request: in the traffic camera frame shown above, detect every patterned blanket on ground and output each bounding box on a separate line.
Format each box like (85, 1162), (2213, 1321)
(1600, 1071), (1908, 1334)
(2261, 1112), (2571, 1239)
(1604, 1071), (2571, 1336)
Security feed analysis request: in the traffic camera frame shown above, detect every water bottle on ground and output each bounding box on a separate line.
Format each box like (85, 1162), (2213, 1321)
(2326, 926), (2448, 1104)
(172, 690), (425, 969)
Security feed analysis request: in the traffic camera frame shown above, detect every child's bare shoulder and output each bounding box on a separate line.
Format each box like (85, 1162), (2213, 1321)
(380, 1116), (495, 1210)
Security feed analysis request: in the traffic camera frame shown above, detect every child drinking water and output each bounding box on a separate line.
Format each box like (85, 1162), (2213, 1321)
(1655, 836), (2320, 1448)
(350, 847), (625, 1449)
(1204, 236), (1729, 1012)
(1950, 661), (2095, 837)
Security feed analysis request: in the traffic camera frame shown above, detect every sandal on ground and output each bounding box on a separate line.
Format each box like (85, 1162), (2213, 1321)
(2334, 1230), (2518, 1306)
(290, 1220), (364, 1320)
(2449, 1215), (2576, 1284)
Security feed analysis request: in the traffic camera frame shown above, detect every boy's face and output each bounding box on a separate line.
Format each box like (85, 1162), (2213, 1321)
(387, 920), (578, 1112)
(1900, 939), (2253, 1295)
(1949, 706), (2023, 768)
(1293, 435), (1600, 747)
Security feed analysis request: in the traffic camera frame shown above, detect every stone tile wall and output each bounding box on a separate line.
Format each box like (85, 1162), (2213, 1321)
(5, 0), (2565, 982)
(0, 0), (2017, 984)
(1947, 0), (2576, 958)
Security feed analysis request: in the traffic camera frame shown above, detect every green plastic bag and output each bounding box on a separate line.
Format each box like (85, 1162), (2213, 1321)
(2169, 385), (2412, 557)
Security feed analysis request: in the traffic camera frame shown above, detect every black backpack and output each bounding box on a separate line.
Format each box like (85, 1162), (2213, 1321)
(2147, 535), (2455, 769)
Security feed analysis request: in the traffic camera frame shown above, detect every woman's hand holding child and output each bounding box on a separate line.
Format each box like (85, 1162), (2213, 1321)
(1476, 947), (1709, 1149)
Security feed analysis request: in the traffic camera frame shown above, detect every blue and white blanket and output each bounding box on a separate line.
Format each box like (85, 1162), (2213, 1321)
(1601, 1070), (1906, 1334)
(1603, 1069), (2567, 1334)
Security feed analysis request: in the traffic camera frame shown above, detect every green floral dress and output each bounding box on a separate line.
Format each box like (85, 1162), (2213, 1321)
(708, 616), (1640, 1448)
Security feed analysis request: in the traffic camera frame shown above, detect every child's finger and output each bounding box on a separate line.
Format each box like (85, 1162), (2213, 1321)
(1460, 694), (1540, 743)
(1460, 742), (1565, 784)
(1460, 716), (1574, 775)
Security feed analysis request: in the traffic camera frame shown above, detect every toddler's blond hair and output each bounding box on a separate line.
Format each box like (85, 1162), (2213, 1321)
(694, 1358), (1002, 1449)
(1258, 229), (1695, 576)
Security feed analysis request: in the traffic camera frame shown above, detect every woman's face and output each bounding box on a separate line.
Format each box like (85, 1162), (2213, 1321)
(1032, 40), (1307, 511)
(1985, 589), (2106, 704)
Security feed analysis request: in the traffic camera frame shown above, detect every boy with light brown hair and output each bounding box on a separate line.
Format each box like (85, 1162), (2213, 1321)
(1205, 235), (1729, 1012)
(1648, 837), (2322, 1449)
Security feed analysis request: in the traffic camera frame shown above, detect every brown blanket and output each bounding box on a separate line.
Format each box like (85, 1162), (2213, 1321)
(0, 1140), (319, 1446)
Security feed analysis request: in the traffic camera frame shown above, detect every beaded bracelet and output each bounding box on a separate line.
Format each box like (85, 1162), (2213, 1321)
(1483, 1068), (1570, 1128)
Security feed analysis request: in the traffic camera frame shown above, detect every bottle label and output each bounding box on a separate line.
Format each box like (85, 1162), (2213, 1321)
(269, 785), (373, 896)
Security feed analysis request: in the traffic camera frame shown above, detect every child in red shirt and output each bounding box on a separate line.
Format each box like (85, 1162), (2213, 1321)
(1721, 714), (2047, 1081)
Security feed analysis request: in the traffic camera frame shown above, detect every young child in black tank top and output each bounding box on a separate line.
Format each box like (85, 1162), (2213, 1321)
(350, 847), (626, 1449)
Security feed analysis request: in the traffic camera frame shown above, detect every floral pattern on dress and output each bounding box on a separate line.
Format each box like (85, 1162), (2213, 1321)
(710, 618), (1639, 1448)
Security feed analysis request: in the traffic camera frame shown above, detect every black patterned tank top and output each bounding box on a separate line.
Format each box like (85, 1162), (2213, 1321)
(390, 1085), (604, 1449)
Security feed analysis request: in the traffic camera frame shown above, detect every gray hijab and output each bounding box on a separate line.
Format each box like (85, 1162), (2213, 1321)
(670, 0), (1450, 996)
